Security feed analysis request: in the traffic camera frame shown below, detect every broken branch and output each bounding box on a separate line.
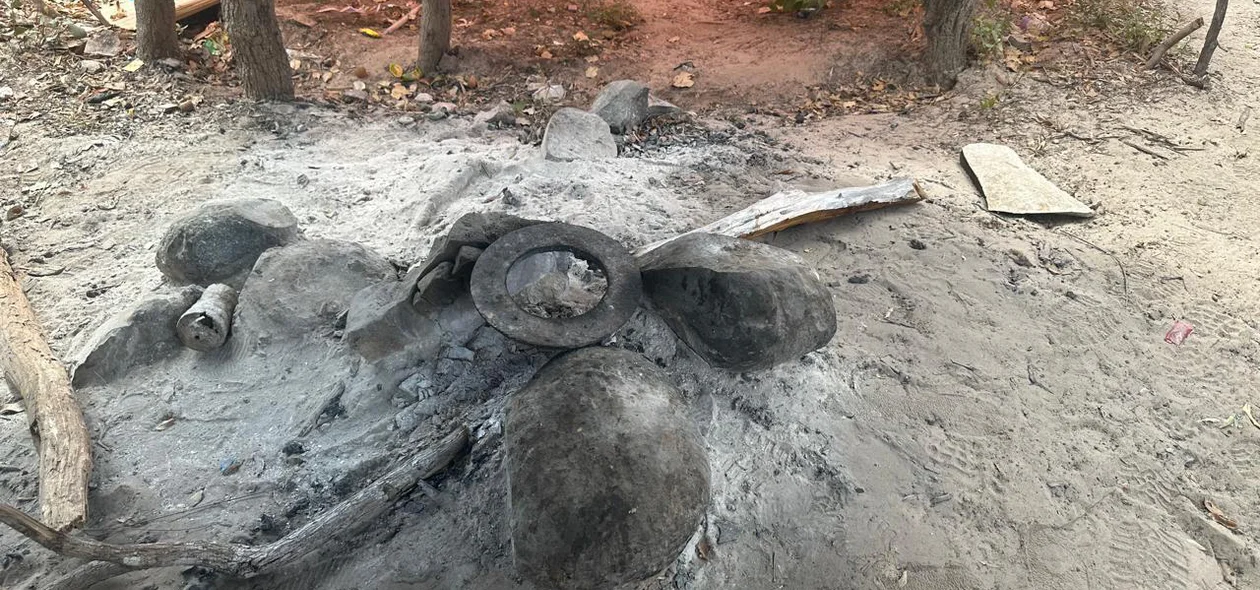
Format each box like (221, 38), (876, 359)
(80, 0), (113, 28)
(634, 178), (924, 257)
(4, 427), (467, 588)
(383, 4), (420, 35)
(1144, 17), (1203, 69)
(0, 248), (91, 531)
(176, 284), (237, 351)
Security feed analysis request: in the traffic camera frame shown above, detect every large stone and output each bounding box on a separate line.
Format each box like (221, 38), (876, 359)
(70, 286), (203, 386)
(235, 240), (395, 343)
(590, 80), (650, 134)
(418, 212), (541, 279)
(639, 233), (837, 371)
(156, 198), (302, 288)
(344, 274), (439, 362)
(541, 108), (617, 162)
(506, 347), (709, 589)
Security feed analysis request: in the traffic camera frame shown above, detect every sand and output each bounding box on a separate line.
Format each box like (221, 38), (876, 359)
(2, 0), (1259, 584)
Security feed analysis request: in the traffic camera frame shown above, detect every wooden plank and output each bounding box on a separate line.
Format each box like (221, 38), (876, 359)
(107, 0), (222, 31)
(633, 177), (924, 257)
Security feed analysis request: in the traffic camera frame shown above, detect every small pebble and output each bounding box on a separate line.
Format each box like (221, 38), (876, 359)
(219, 457), (242, 476)
(847, 274), (871, 284)
(909, 239), (927, 250)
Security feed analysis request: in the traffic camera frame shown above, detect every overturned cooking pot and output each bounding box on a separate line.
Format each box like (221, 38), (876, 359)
(469, 222), (641, 349)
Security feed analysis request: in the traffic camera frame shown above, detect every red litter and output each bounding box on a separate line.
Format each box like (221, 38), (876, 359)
(1164, 320), (1194, 345)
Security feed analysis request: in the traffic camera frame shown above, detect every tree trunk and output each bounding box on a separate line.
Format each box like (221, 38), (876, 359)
(923, 0), (976, 89)
(221, 0), (294, 101)
(134, 0), (179, 61)
(1193, 0), (1228, 76)
(418, 0), (451, 74)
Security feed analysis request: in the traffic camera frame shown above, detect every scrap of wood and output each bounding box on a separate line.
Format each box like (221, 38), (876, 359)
(81, 0), (114, 28)
(633, 177), (924, 257)
(0, 249), (91, 532)
(383, 4), (420, 35)
(10, 427), (467, 590)
(1121, 139), (1172, 160)
(1144, 17), (1203, 69)
(107, 0), (221, 30)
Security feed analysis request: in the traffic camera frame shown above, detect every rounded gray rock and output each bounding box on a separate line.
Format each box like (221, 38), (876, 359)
(235, 240), (395, 342)
(639, 233), (837, 371)
(541, 107), (617, 162)
(506, 347), (709, 589)
(590, 80), (650, 134)
(155, 198), (301, 287)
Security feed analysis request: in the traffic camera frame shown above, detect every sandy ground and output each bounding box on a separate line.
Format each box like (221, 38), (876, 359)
(2, 0), (1260, 585)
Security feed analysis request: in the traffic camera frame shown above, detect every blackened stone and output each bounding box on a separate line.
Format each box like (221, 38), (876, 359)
(506, 347), (709, 589)
(638, 233), (837, 371)
(590, 80), (650, 134)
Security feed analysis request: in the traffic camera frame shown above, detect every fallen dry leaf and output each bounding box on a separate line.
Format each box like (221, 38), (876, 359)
(757, 5), (773, 13)
(1204, 499), (1239, 530)
(585, 66), (599, 78)
(388, 63), (405, 78)
(585, 55), (600, 63)
(573, 31), (590, 42)
(0, 402), (24, 416)
(669, 36), (680, 42)
(391, 83), (410, 99)
(359, 28), (382, 38)
(122, 59), (143, 72)
(482, 29), (499, 39)
(672, 71), (695, 88)
(502, 26), (516, 35)
(540, 49), (554, 59)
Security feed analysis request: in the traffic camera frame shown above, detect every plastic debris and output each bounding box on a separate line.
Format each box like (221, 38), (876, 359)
(1164, 320), (1194, 345)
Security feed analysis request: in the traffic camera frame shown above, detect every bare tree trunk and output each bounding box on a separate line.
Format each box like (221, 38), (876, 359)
(134, 0), (179, 61)
(221, 0), (294, 100)
(923, 0), (976, 89)
(418, 0), (451, 74)
(1193, 0), (1228, 76)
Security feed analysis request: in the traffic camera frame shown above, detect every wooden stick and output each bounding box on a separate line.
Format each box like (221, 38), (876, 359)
(81, 0), (114, 27)
(3, 427), (467, 587)
(1144, 17), (1202, 69)
(0, 249), (91, 532)
(177, 284), (237, 351)
(1121, 139), (1172, 160)
(1194, 0), (1228, 76)
(383, 4), (419, 35)
(633, 178), (924, 257)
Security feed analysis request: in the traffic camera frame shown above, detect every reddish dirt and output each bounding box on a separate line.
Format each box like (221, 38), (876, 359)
(270, 0), (926, 109)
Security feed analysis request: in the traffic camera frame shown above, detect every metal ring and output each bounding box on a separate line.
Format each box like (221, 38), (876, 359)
(470, 222), (642, 348)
